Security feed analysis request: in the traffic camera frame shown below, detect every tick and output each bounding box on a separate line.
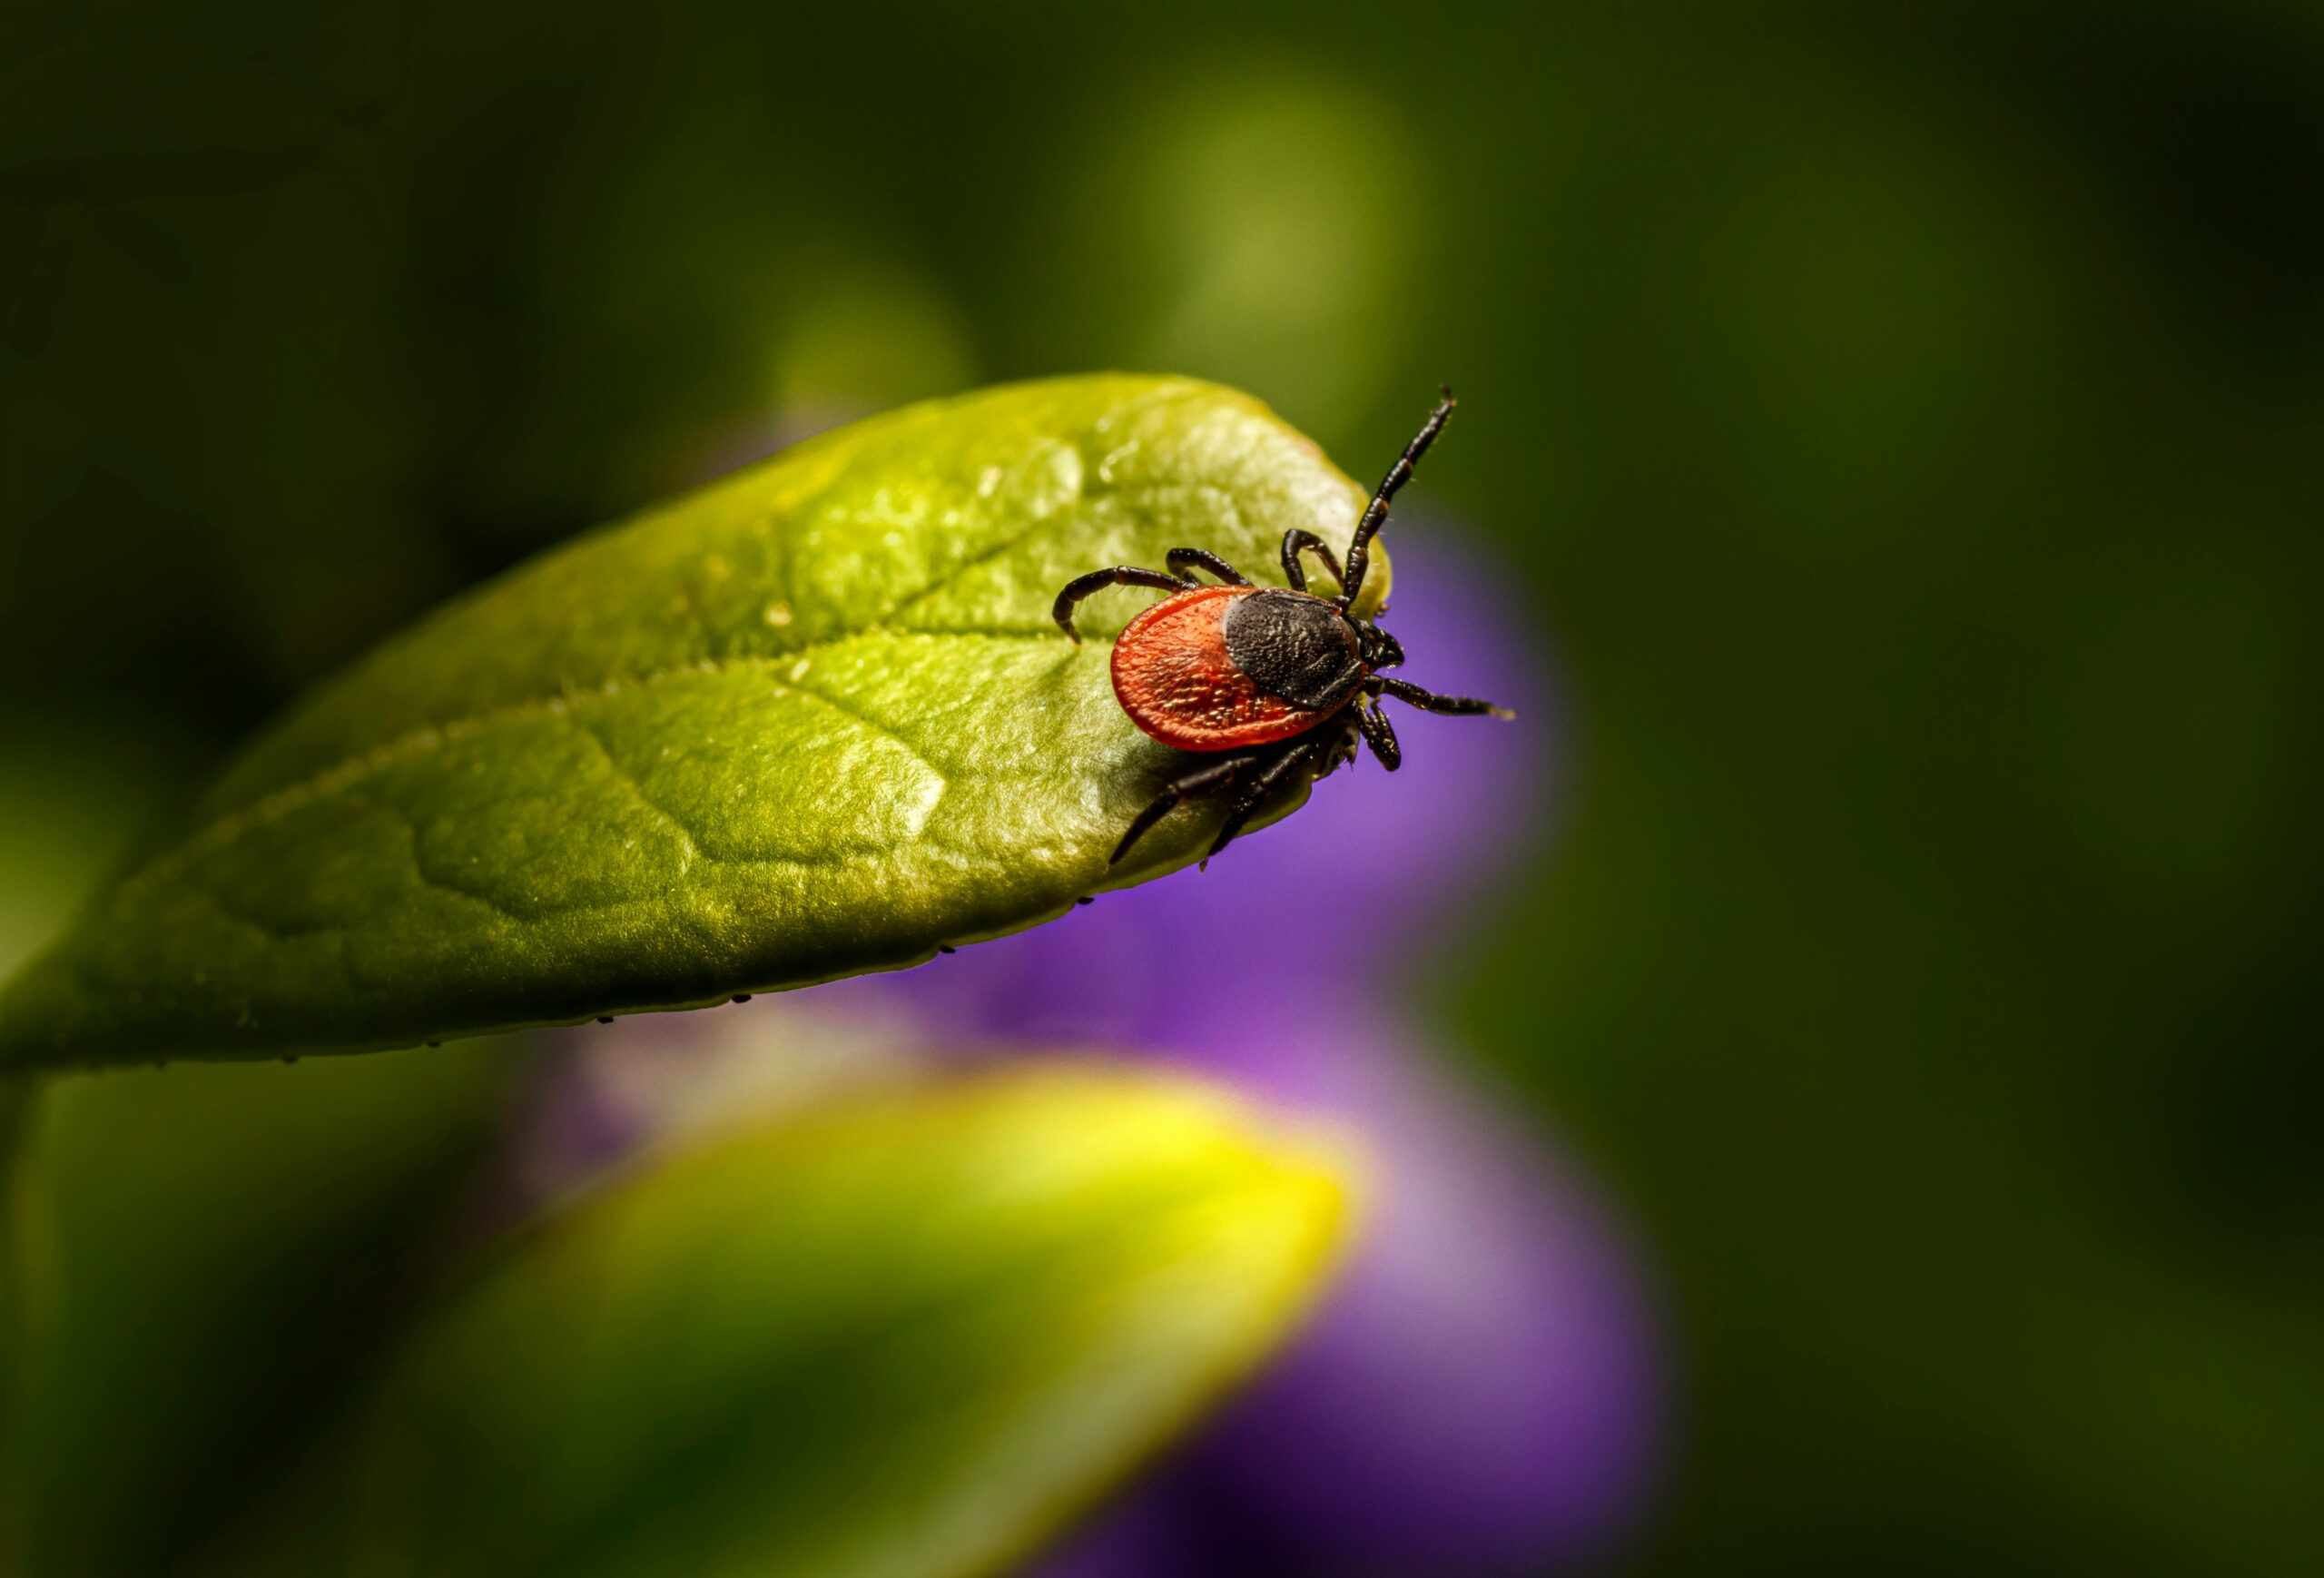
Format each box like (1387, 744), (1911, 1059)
(1054, 389), (1511, 866)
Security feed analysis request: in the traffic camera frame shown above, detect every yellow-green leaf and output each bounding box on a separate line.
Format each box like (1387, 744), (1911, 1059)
(221, 1065), (1355, 1578)
(0, 377), (1384, 1070)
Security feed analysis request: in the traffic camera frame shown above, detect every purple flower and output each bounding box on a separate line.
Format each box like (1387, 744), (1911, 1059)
(1033, 1010), (1661, 1577)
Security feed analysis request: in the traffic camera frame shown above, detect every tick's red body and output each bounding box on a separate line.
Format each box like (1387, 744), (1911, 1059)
(1111, 585), (1342, 750)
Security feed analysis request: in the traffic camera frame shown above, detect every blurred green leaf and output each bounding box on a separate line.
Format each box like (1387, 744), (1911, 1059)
(0, 376), (1384, 1070)
(0, 1080), (34, 1558)
(7, 1046), (517, 1575)
(220, 1064), (1354, 1578)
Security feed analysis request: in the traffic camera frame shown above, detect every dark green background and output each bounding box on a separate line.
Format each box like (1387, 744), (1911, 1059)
(4, 2), (2319, 1573)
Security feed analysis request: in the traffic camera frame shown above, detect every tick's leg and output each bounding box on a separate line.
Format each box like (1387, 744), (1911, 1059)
(1339, 389), (1456, 612)
(1205, 737), (1322, 863)
(1368, 675), (1514, 718)
(1164, 547), (1251, 587)
(1053, 567), (1191, 644)
(1355, 703), (1402, 770)
(1110, 752), (1252, 866)
(1278, 529), (1345, 595)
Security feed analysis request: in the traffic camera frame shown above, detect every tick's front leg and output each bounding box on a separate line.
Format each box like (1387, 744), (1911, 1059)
(1368, 675), (1513, 718)
(1165, 547), (1251, 587)
(1052, 567), (1192, 644)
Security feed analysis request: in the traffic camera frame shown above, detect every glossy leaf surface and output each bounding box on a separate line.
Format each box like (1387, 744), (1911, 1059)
(0, 378), (1383, 1068)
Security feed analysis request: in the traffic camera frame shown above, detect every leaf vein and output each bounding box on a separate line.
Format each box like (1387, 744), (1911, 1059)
(566, 717), (708, 870)
(123, 636), (1069, 902)
(880, 505), (1082, 622)
(773, 680), (951, 790)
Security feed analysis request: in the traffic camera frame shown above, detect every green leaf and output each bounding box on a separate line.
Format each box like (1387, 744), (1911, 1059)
(216, 1064), (1356, 1578)
(5, 1046), (517, 1575)
(0, 376), (1386, 1070)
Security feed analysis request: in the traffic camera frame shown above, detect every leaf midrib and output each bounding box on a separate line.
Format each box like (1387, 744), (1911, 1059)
(122, 630), (1101, 907)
